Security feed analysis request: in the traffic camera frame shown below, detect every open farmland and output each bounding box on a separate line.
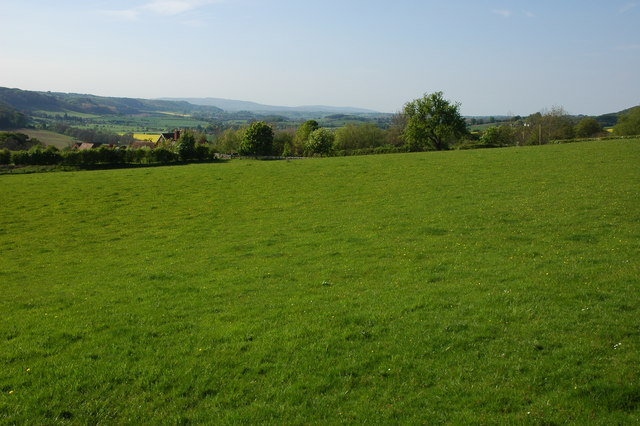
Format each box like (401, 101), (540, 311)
(1, 140), (639, 423)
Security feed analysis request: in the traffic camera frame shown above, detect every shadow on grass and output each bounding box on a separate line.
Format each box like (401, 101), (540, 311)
(0, 159), (231, 175)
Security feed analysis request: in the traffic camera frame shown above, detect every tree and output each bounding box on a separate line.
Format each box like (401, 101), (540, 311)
(273, 129), (295, 157)
(523, 107), (574, 145)
(402, 92), (467, 151)
(294, 120), (319, 154)
(0, 132), (43, 151)
(239, 121), (274, 156)
(304, 128), (334, 155)
(480, 125), (516, 147)
(574, 117), (603, 138)
(176, 130), (196, 161)
(334, 123), (385, 151)
(614, 106), (640, 136)
(215, 127), (245, 153)
(0, 106), (28, 129)
(385, 112), (407, 147)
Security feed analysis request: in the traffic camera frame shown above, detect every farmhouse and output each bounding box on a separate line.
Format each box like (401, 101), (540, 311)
(71, 142), (118, 150)
(156, 130), (181, 145)
(71, 142), (98, 150)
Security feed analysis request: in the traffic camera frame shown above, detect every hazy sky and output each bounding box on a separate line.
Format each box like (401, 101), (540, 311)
(1, 0), (639, 115)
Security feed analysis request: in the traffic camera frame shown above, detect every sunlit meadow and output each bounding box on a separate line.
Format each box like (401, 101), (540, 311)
(1, 140), (639, 423)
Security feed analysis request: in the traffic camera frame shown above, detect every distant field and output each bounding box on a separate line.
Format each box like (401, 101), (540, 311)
(46, 112), (210, 134)
(13, 128), (77, 149)
(1, 140), (638, 423)
(133, 133), (161, 142)
(33, 110), (101, 119)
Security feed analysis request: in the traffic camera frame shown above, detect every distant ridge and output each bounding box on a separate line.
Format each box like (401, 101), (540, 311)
(158, 97), (379, 114)
(0, 87), (223, 116)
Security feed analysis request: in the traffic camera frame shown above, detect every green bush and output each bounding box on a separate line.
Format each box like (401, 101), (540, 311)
(0, 148), (10, 164)
(480, 126), (516, 147)
(304, 128), (334, 156)
(150, 148), (178, 164)
(60, 150), (82, 166)
(177, 131), (197, 161)
(11, 151), (30, 165)
(614, 106), (640, 136)
(194, 144), (211, 161)
(96, 146), (124, 164)
(123, 148), (148, 164)
(239, 121), (274, 156)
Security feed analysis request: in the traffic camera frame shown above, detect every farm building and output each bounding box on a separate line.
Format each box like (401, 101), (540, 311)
(71, 143), (118, 150)
(71, 142), (100, 150)
(156, 130), (181, 144)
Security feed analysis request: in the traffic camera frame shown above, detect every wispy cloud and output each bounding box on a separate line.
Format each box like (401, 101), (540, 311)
(493, 9), (512, 18)
(142, 1), (204, 16)
(524, 10), (536, 18)
(101, 0), (222, 22)
(619, 2), (638, 13)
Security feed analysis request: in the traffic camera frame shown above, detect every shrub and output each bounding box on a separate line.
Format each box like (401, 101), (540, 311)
(305, 128), (334, 156)
(194, 144), (211, 161)
(575, 117), (603, 138)
(176, 131), (197, 161)
(60, 150), (82, 166)
(239, 122), (274, 156)
(123, 148), (148, 164)
(11, 151), (30, 165)
(614, 106), (640, 136)
(0, 148), (10, 164)
(95, 146), (124, 164)
(150, 148), (178, 164)
(334, 123), (385, 151)
(479, 126), (516, 147)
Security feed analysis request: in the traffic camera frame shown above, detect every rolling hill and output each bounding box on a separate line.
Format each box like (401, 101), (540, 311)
(158, 97), (379, 114)
(0, 87), (223, 116)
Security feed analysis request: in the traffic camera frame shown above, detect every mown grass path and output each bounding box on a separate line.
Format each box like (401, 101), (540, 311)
(1, 140), (639, 423)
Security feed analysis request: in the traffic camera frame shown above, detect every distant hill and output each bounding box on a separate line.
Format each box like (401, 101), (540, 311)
(595, 106), (638, 127)
(158, 97), (379, 115)
(0, 87), (223, 116)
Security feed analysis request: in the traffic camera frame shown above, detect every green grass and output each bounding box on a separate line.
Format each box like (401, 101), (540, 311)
(35, 111), (212, 134)
(33, 110), (102, 119)
(1, 140), (639, 423)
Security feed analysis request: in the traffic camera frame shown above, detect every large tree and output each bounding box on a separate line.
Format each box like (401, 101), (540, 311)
(574, 117), (603, 138)
(239, 121), (274, 156)
(294, 120), (319, 154)
(176, 130), (196, 161)
(402, 92), (467, 150)
(304, 128), (334, 155)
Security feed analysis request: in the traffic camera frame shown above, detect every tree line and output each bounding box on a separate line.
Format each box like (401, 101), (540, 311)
(2, 93), (639, 168)
(212, 93), (640, 156)
(0, 131), (217, 167)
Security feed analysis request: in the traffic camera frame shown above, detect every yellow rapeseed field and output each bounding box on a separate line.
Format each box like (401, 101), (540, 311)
(133, 134), (161, 141)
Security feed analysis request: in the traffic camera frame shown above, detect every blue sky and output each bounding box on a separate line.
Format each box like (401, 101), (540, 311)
(1, 0), (638, 115)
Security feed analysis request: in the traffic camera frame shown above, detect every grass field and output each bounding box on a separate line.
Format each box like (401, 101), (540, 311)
(60, 113), (210, 134)
(13, 129), (77, 149)
(1, 140), (639, 423)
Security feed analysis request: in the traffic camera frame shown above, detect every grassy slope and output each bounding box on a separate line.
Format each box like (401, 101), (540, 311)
(13, 129), (77, 149)
(1, 141), (639, 423)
